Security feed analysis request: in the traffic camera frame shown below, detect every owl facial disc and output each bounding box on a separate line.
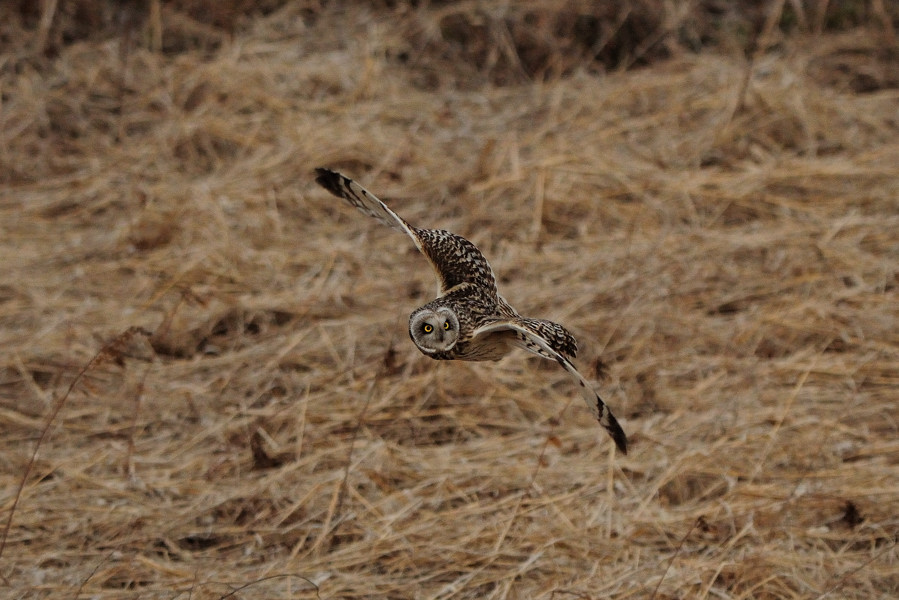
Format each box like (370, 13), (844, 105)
(409, 306), (459, 353)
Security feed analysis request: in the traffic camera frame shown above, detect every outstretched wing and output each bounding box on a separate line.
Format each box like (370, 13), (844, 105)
(513, 317), (578, 360)
(472, 319), (627, 454)
(315, 168), (499, 297)
(315, 168), (417, 237)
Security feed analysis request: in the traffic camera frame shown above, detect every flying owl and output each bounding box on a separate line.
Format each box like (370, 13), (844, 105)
(314, 168), (627, 454)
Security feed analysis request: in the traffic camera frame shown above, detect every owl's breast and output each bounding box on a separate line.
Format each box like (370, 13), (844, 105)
(451, 330), (518, 362)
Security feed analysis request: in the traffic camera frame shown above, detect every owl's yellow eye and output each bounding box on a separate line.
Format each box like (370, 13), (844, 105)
(443, 321), (451, 330)
(423, 324), (433, 333)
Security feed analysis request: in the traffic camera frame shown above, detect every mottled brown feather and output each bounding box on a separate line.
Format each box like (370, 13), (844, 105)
(314, 168), (627, 454)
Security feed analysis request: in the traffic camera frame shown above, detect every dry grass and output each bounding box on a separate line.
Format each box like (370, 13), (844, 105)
(2, 2), (898, 599)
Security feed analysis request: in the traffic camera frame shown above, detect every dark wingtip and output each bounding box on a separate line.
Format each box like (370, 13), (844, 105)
(314, 167), (343, 195)
(607, 413), (628, 455)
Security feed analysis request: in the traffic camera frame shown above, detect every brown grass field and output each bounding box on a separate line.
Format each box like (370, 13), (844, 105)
(1, 2), (898, 599)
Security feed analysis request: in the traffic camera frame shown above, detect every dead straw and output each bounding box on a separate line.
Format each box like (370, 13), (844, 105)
(1, 2), (897, 599)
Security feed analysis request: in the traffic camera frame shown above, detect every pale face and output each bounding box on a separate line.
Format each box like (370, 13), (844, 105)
(409, 306), (459, 353)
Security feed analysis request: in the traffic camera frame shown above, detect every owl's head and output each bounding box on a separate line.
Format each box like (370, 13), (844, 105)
(409, 306), (460, 354)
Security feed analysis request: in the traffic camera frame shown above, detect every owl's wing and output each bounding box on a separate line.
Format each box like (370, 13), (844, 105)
(512, 317), (578, 360)
(472, 319), (627, 454)
(315, 168), (413, 236)
(315, 168), (498, 297)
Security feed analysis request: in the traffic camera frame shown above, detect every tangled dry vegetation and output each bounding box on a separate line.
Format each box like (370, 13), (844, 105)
(1, 2), (898, 599)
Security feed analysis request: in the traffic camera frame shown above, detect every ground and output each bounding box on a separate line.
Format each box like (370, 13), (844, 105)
(1, 2), (897, 599)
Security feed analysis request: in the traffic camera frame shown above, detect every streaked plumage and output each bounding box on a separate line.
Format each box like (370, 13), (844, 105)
(314, 168), (627, 454)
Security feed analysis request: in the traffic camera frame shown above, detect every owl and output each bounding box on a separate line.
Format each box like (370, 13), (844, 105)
(314, 168), (627, 454)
